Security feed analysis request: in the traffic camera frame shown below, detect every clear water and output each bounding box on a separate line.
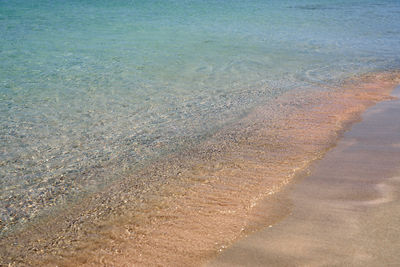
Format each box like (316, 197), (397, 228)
(1, 0), (400, 232)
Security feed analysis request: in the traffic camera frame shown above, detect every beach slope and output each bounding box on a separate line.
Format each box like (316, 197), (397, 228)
(207, 86), (400, 266)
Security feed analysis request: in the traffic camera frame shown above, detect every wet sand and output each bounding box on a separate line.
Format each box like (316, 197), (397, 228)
(207, 86), (400, 266)
(1, 73), (399, 266)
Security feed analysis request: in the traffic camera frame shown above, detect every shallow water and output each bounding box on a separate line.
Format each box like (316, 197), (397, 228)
(1, 0), (400, 260)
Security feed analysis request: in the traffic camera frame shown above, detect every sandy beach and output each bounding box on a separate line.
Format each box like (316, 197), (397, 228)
(207, 85), (400, 266)
(1, 73), (398, 266)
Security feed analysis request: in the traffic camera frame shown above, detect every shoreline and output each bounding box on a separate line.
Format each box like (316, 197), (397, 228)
(1, 71), (400, 266)
(207, 85), (400, 266)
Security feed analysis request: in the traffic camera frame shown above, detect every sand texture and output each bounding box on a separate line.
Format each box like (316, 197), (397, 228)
(207, 86), (400, 266)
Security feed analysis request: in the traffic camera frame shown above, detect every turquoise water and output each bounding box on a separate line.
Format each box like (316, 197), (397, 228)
(1, 0), (400, 233)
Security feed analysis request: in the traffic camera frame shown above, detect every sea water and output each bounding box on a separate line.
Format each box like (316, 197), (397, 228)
(1, 0), (400, 234)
